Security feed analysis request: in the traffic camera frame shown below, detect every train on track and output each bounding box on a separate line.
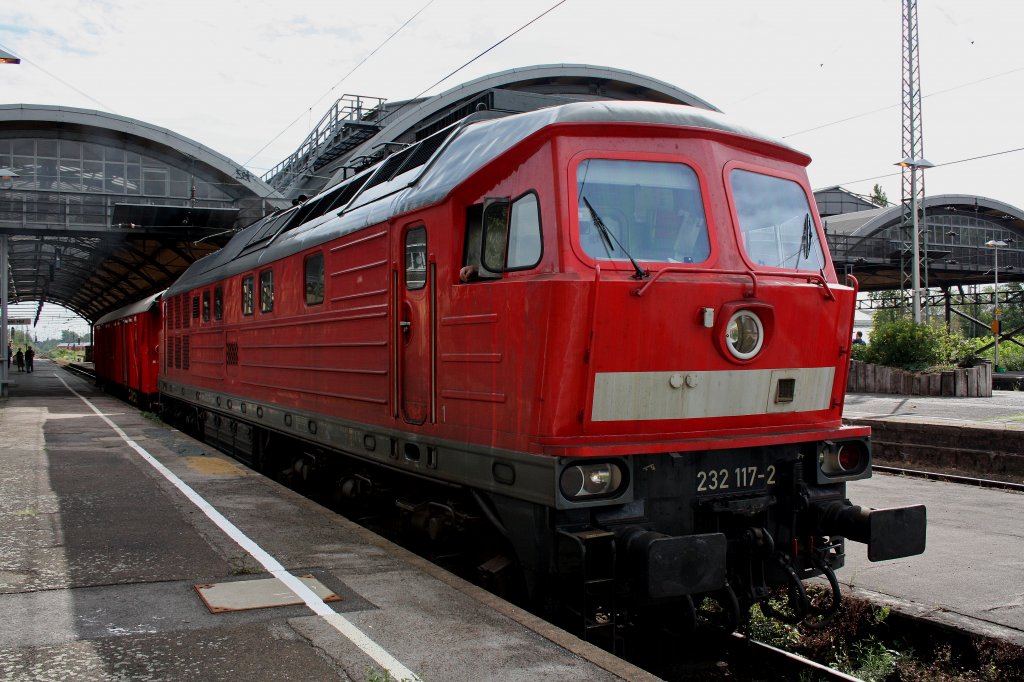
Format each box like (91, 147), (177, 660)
(94, 100), (926, 647)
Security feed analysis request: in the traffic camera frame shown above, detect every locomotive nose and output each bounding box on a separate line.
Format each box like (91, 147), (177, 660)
(814, 500), (927, 561)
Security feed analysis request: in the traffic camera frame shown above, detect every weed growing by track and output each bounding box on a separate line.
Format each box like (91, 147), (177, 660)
(747, 588), (1024, 681)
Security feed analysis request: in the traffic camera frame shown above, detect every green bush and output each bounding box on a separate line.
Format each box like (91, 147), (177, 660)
(850, 342), (871, 362)
(861, 318), (982, 371)
(980, 341), (1024, 371)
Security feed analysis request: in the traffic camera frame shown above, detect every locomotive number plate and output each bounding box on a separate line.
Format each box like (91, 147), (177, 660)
(696, 465), (776, 494)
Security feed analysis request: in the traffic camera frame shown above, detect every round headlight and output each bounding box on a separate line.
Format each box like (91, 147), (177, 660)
(725, 310), (764, 360)
(559, 462), (625, 500)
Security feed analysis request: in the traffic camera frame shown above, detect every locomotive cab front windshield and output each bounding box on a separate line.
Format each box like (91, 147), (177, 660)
(575, 158), (711, 265)
(730, 169), (826, 272)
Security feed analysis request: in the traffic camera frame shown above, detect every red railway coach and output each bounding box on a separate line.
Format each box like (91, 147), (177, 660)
(158, 101), (925, 642)
(94, 292), (162, 407)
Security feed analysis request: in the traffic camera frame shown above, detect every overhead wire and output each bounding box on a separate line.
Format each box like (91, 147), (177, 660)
(400, 0), (570, 106)
(783, 66), (1024, 139)
(834, 145), (1024, 187)
(0, 40), (119, 115)
(241, 0), (437, 169)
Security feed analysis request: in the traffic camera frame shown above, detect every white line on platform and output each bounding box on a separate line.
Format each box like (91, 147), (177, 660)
(55, 373), (420, 682)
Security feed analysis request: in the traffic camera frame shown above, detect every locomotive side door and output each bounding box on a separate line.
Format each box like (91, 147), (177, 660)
(398, 224), (433, 424)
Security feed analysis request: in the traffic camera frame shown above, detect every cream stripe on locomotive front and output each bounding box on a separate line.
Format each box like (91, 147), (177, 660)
(591, 367), (836, 422)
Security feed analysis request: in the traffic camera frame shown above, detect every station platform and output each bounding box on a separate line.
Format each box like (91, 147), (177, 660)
(841, 391), (1024, 647)
(0, 360), (655, 681)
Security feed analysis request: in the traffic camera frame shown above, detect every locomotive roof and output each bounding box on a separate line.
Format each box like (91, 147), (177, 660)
(168, 101), (804, 295)
(94, 291), (163, 326)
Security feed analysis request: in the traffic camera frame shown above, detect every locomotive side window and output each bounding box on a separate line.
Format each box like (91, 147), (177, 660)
(729, 169), (825, 271)
(575, 159), (709, 264)
(487, 193), (542, 272)
(460, 204), (499, 282)
(478, 193), (543, 274)
(242, 276), (254, 316)
(202, 290), (210, 322)
(259, 269), (274, 313)
(405, 227), (427, 290)
(305, 252), (324, 305)
(213, 286), (223, 321)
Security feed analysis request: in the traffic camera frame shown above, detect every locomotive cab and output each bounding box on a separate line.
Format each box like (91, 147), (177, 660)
(446, 106), (927, 635)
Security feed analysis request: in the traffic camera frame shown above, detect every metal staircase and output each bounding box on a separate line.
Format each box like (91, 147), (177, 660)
(262, 95), (386, 194)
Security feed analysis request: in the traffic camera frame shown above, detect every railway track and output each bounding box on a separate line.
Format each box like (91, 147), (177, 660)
(724, 633), (863, 681)
(60, 362), (96, 381)
(873, 464), (1024, 493)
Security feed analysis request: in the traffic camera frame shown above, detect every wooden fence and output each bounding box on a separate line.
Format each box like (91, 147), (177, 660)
(847, 360), (992, 397)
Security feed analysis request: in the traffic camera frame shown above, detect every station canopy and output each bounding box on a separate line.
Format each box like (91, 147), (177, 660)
(0, 104), (286, 324)
(817, 187), (1024, 292)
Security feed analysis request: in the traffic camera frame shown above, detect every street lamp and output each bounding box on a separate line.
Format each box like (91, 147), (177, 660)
(896, 157), (935, 323)
(986, 239), (1008, 371)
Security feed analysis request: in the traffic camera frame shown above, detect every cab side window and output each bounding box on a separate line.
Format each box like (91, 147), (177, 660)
(506, 193), (542, 269)
(259, 269), (274, 313)
(242, 276), (254, 316)
(405, 228), (427, 290)
(305, 252), (324, 305)
(462, 193), (542, 281)
(213, 287), (223, 321)
(202, 290), (210, 322)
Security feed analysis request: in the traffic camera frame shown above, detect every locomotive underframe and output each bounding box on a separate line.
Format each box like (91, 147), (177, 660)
(157, 377), (925, 646)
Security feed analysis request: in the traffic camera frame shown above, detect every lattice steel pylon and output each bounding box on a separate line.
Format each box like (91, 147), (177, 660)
(900, 0), (930, 322)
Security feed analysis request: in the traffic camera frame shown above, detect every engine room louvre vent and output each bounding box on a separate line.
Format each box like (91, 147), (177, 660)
(182, 336), (190, 370)
(192, 296), (200, 320)
(226, 342), (239, 366)
(174, 336), (182, 370)
(775, 378), (796, 404)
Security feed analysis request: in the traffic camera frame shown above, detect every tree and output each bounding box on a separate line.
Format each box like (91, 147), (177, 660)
(869, 183), (889, 207)
(60, 329), (80, 343)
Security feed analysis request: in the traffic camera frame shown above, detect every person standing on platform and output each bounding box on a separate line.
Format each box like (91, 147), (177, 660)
(25, 346), (34, 373)
(14, 348), (24, 372)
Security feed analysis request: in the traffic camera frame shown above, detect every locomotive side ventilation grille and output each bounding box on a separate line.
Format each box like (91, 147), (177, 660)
(226, 342), (239, 366)
(182, 336), (190, 370)
(192, 296), (200, 321)
(174, 336), (182, 370)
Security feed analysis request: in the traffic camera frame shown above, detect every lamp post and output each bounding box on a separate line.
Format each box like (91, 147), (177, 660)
(986, 239), (1008, 371)
(896, 157), (935, 323)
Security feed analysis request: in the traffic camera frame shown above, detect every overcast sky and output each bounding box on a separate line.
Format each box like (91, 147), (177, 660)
(3, 0), (1023, 334)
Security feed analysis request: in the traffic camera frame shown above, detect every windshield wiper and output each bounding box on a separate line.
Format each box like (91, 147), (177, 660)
(582, 197), (648, 280)
(800, 213), (813, 262)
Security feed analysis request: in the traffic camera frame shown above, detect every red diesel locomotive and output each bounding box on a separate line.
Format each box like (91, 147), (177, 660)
(123, 101), (924, 640)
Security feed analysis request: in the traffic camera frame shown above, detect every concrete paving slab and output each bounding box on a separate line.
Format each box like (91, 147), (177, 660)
(842, 472), (1024, 645)
(844, 390), (1024, 427)
(0, 363), (654, 681)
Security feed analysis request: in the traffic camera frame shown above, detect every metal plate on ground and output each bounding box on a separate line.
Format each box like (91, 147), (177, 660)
(195, 575), (341, 613)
